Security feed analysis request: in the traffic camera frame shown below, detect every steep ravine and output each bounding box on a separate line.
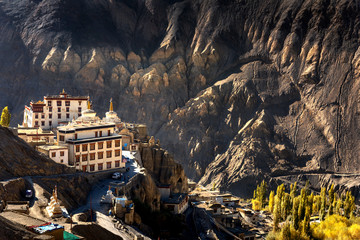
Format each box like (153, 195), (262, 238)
(0, 0), (360, 197)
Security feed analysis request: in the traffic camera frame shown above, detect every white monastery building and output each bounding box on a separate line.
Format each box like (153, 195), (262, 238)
(57, 103), (125, 172)
(22, 90), (88, 129)
(37, 145), (69, 165)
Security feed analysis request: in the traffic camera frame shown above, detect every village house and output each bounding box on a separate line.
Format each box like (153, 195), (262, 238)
(162, 193), (189, 214)
(22, 90), (88, 129)
(37, 145), (69, 165)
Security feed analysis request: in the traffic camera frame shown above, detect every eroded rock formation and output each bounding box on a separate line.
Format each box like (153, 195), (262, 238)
(0, 0), (359, 196)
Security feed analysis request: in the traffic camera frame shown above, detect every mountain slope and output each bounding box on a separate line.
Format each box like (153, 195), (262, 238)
(0, 0), (359, 196)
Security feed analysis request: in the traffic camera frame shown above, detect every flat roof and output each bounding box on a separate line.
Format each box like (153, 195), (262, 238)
(66, 135), (122, 144)
(58, 123), (115, 133)
(38, 145), (68, 151)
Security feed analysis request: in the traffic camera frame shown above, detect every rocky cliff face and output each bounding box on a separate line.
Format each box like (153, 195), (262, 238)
(1, 0), (360, 196)
(140, 143), (188, 193)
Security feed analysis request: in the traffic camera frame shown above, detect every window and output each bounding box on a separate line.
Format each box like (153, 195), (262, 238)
(60, 151), (64, 156)
(82, 155), (87, 161)
(65, 101), (70, 106)
(90, 143), (95, 150)
(66, 113), (70, 118)
(90, 153), (95, 160)
(57, 101), (61, 106)
(59, 135), (64, 141)
(82, 144), (88, 151)
(90, 164), (95, 171)
(58, 107), (61, 112)
(76, 145), (80, 152)
(131, 145), (137, 151)
(41, 114), (45, 119)
(66, 107), (69, 112)
(106, 151), (112, 158)
(60, 159), (63, 163)
(41, 121), (45, 126)
(58, 113), (61, 119)
(75, 155), (80, 162)
(75, 134), (77, 140)
(51, 152), (56, 157)
(49, 107), (52, 112)
(115, 150), (120, 157)
(78, 107), (82, 112)
(99, 131), (102, 137)
(115, 140), (120, 147)
(35, 114), (38, 119)
(95, 132), (98, 137)
(98, 163), (103, 170)
(115, 161), (120, 167)
(98, 152), (103, 159)
(108, 130), (111, 136)
(106, 162), (112, 169)
(98, 142), (103, 149)
(49, 121), (52, 126)
(49, 113), (52, 118)
(48, 101), (52, 106)
(107, 141), (112, 148)
(78, 101), (82, 106)
(35, 121), (39, 126)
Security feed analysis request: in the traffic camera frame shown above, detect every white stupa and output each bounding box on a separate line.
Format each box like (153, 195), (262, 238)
(103, 98), (121, 125)
(46, 186), (63, 218)
(100, 185), (115, 204)
(74, 101), (100, 123)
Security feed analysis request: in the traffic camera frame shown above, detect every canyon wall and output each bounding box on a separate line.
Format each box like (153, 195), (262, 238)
(0, 0), (359, 196)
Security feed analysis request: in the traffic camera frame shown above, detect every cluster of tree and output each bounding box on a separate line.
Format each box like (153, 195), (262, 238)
(0, 106), (10, 127)
(252, 181), (357, 239)
(252, 180), (267, 210)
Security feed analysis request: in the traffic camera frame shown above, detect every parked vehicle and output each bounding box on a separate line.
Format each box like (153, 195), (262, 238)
(25, 190), (33, 198)
(112, 172), (121, 179)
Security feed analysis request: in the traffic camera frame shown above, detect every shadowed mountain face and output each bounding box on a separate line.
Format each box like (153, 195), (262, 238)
(1, 0), (360, 196)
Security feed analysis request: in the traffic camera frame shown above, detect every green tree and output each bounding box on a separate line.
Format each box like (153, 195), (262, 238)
(308, 193), (314, 215)
(0, 106), (11, 127)
(344, 191), (355, 218)
(301, 206), (310, 236)
(281, 193), (291, 221)
(269, 190), (275, 213)
(335, 198), (342, 215)
(292, 197), (300, 230)
(328, 184), (335, 205)
(273, 196), (281, 232)
(320, 187), (327, 221)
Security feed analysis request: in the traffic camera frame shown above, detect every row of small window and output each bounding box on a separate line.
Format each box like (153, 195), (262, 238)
(35, 107), (82, 117)
(75, 140), (121, 152)
(81, 161), (121, 172)
(34, 113), (81, 126)
(75, 150), (121, 161)
(48, 100), (83, 107)
(51, 151), (65, 157)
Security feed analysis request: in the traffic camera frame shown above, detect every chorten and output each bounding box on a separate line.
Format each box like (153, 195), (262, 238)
(75, 100), (100, 123)
(103, 98), (121, 124)
(46, 186), (63, 218)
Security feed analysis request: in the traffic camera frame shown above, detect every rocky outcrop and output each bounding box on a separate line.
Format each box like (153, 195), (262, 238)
(33, 175), (92, 211)
(126, 173), (161, 212)
(0, 126), (71, 179)
(140, 143), (188, 194)
(1, 0), (360, 196)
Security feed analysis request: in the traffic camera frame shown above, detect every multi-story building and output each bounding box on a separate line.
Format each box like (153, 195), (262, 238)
(22, 90), (89, 129)
(57, 108), (125, 172)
